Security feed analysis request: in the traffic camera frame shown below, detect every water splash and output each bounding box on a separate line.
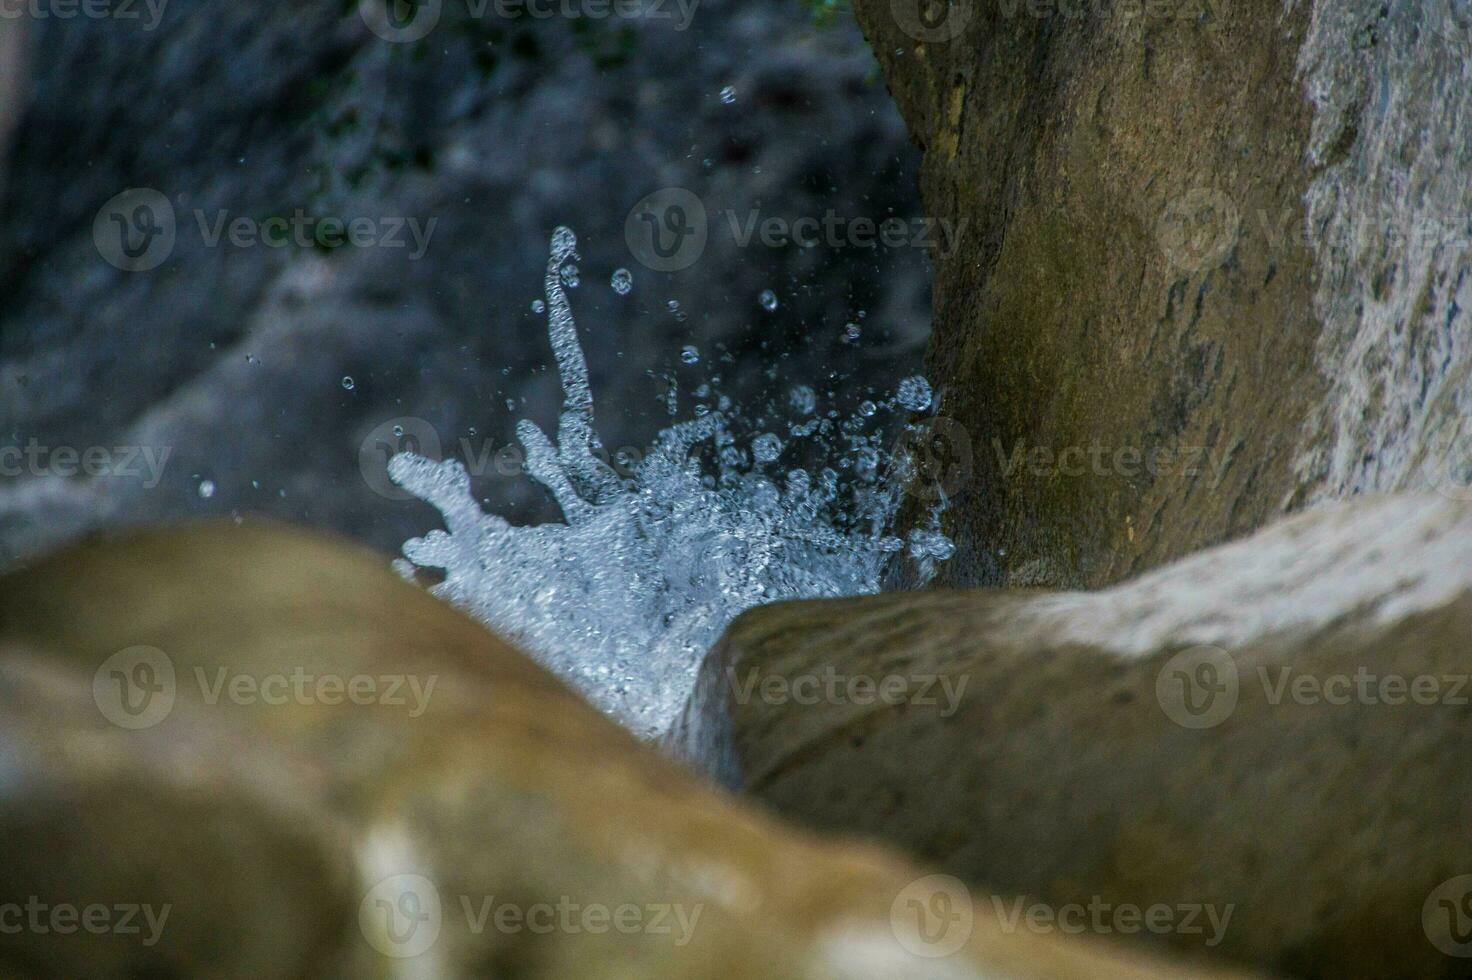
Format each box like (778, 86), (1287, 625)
(389, 227), (948, 738)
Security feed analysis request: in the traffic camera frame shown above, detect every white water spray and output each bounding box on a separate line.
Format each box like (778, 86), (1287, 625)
(390, 227), (950, 737)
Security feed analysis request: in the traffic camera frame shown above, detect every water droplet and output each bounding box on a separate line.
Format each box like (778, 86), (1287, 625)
(681, 345), (700, 365)
(858, 400), (877, 417)
(843, 322), (861, 342)
(531, 299), (546, 314)
(387, 226), (954, 743)
(720, 85), (737, 104)
(392, 424), (405, 437)
(759, 289), (779, 312)
(788, 384), (816, 416)
(752, 432), (783, 464)
(197, 479), (216, 499)
(561, 263), (580, 288)
(610, 268), (633, 295)
(343, 376), (358, 391)
(506, 398), (517, 410)
(896, 376), (933, 412)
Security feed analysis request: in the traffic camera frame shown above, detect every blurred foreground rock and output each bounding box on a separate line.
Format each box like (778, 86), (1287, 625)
(0, 522), (1249, 979)
(676, 492), (1472, 979)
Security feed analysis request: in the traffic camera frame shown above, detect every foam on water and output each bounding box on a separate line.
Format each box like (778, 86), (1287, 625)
(389, 227), (949, 738)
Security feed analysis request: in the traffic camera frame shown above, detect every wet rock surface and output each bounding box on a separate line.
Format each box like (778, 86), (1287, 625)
(852, 0), (1472, 589)
(676, 492), (1472, 978)
(0, 0), (930, 567)
(0, 522), (1255, 979)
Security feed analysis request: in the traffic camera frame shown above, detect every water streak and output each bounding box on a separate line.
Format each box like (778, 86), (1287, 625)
(390, 227), (948, 737)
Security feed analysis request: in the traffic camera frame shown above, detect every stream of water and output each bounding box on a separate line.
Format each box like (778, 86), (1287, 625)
(389, 227), (951, 737)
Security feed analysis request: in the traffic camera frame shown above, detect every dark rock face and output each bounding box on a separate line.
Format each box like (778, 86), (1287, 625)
(855, 0), (1472, 589)
(0, 0), (930, 566)
(675, 492), (1472, 979)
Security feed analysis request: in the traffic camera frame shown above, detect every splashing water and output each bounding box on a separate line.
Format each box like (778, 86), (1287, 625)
(389, 227), (949, 738)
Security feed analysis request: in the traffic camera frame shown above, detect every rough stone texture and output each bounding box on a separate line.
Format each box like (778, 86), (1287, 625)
(853, 0), (1472, 589)
(0, 523), (1255, 979)
(0, 0), (930, 567)
(675, 492), (1472, 979)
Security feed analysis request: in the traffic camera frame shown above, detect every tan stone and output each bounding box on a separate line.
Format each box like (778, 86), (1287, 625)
(0, 522), (1248, 978)
(674, 493), (1472, 979)
(852, 0), (1472, 592)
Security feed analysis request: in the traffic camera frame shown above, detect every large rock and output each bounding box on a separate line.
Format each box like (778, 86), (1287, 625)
(852, 0), (1472, 589)
(674, 492), (1472, 978)
(0, 522), (1249, 978)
